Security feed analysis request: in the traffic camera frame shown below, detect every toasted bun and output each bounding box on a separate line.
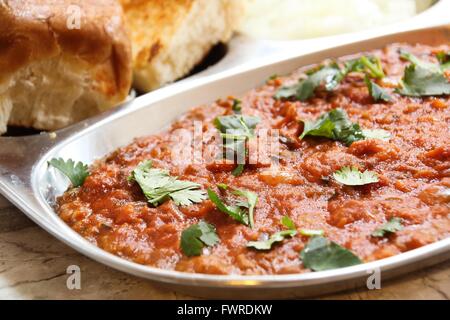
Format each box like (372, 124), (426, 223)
(120, 0), (241, 92)
(0, 0), (132, 133)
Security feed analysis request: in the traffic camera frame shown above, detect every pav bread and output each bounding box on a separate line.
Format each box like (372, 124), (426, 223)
(0, 0), (132, 134)
(119, 0), (240, 92)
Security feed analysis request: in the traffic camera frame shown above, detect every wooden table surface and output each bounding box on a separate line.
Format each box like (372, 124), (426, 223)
(0, 195), (448, 300)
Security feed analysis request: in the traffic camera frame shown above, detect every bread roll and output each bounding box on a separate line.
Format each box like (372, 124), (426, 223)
(0, 0), (132, 134)
(120, 0), (241, 92)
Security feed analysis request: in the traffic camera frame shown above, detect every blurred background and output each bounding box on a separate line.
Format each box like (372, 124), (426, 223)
(237, 0), (436, 40)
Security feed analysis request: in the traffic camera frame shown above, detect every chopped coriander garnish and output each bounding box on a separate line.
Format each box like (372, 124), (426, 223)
(274, 86), (297, 100)
(232, 188), (258, 228)
(436, 51), (450, 70)
(247, 216), (297, 250)
(345, 56), (385, 79)
(275, 55), (386, 101)
(214, 114), (260, 176)
(396, 51), (450, 96)
(275, 64), (344, 101)
(300, 109), (390, 145)
(372, 217), (403, 238)
(300, 236), (362, 271)
(300, 109), (365, 146)
(48, 158), (89, 187)
(247, 230), (296, 251)
(214, 114), (259, 139)
(283, 216), (324, 236)
(232, 164), (245, 176)
(180, 221), (219, 256)
(363, 56), (385, 78)
(400, 50), (439, 71)
(281, 216), (324, 237)
(208, 188), (248, 225)
(232, 99), (242, 113)
(217, 183), (228, 190)
(308, 64), (345, 91)
(397, 64), (450, 96)
(129, 160), (207, 207)
(207, 187), (258, 228)
(436, 51), (450, 64)
(281, 215), (296, 230)
(364, 76), (392, 102)
(333, 166), (379, 186)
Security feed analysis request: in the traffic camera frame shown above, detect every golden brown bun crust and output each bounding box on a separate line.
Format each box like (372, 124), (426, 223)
(119, 0), (194, 67)
(0, 0), (132, 102)
(119, 0), (241, 91)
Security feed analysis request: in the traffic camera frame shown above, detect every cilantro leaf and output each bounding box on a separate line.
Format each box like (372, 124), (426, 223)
(281, 216), (296, 230)
(372, 217), (403, 237)
(361, 129), (391, 141)
(275, 55), (386, 102)
(170, 189), (208, 207)
(48, 158), (89, 187)
(275, 64), (344, 101)
(300, 236), (362, 271)
(300, 115), (335, 140)
(267, 74), (278, 82)
(300, 109), (365, 146)
(274, 86), (297, 100)
(129, 160), (207, 206)
(365, 76), (392, 102)
(180, 221), (219, 256)
(207, 188), (248, 225)
(397, 64), (450, 96)
(232, 188), (258, 228)
(281, 216), (324, 237)
(300, 109), (390, 146)
(396, 51), (450, 96)
(207, 187), (258, 228)
(334, 123), (366, 146)
(214, 114), (259, 138)
(345, 56), (385, 79)
(436, 51), (450, 70)
(232, 164), (245, 177)
(247, 230), (297, 250)
(217, 183), (228, 190)
(400, 50), (439, 71)
(333, 166), (379, 186)
(247, 216), (297, 250)
(232, 99), (242, 113)
(214, 114), (260, 176)
(436, 51), (450, 64)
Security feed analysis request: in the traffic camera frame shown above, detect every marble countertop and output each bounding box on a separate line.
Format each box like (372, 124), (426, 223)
(1, 195), (448, 300)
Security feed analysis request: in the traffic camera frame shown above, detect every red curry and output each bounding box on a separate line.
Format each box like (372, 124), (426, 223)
(57, 43), (450, 275)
